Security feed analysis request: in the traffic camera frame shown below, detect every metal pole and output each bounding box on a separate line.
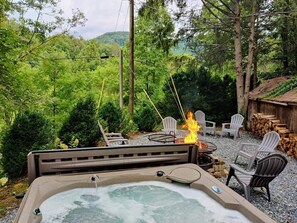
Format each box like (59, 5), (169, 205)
(119, 49), (123, 109)
(129, 0), (135, 119)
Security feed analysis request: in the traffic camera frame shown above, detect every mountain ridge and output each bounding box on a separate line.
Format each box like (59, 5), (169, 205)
(94, 31), (192, 54)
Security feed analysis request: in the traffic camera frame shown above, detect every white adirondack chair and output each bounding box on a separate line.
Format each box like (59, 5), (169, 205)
(162, 116), (177, 135)
(98, 121), (128, 146)
(221, 114), (244, 140)
(234, 131), (280, 170)
(194, 110), (216, 136)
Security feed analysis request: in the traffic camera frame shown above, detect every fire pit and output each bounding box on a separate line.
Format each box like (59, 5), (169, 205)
(148, 134), (217, 170)
(175, 139), (217, 170)
(149, 112), (217, 170)
(148, 132), (176, 143)
(197, 154), (214, 170)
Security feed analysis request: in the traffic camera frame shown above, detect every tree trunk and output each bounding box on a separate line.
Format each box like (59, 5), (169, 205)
(253, 50), (258, 89)
(253, 16), (259, 90)
(129, 0), (135, 119)
(280, 0), (289, 70)
(233, 0), (244, 114)
(243, 0), (257, 115)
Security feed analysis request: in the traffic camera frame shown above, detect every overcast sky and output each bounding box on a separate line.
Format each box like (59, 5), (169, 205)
(56, 0), (202, 40)
(57, 0), (130, 39)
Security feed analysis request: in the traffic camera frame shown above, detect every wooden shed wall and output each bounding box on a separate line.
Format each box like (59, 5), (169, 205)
(248, 100), (297, 133)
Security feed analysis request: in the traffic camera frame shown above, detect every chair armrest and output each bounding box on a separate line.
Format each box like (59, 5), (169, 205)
(234, 124), (243, 129)
(240, 143), (259, 148)
(230, 164), (254, 175)
(239, 143), (258, 152)
(162, 128), (176, 133)
(222, 123), (230, 128)
(241, 143), (258, 146)
(256, 150), (273, 156)
(205, 121), (216, 127)
(108, 138), (128, 143)
(107, 136), (125, 140)
(106, 133), (123, 137)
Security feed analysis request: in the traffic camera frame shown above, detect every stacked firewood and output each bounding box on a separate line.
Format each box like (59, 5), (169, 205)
(207, 155), (229, 178)
(251, 113), (297, 159)
(279, 134), (297, 158)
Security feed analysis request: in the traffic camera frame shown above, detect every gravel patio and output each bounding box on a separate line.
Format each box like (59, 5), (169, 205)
(129, 130), (297, 223)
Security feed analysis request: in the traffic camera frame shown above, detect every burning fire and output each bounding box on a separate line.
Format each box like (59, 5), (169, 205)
(183, 112), (200, 143)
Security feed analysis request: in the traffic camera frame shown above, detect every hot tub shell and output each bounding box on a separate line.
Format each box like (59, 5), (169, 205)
(14, 144), (275, 223)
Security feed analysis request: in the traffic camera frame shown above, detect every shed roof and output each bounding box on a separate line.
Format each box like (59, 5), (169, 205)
(249, 76), (297, 104)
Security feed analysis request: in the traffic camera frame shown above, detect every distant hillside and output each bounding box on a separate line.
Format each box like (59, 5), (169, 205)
(94, 31), (192, 54)
(94, 31), (129, 46)
(171, 41), (193, 55)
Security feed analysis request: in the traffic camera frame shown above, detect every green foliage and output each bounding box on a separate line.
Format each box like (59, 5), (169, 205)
(159, 66), (237, 124)
(119, 109), (138, 136)
(181, 0), (297, 76)
(94, 31), (189, 55)
(0, 22), (21, 126)
(1, 111), (52, 178)
(98, 102), (122, 133)
(0, 0), (86, 131)
(94, 31), (129, 46)
(13, 0), (86, 57)
(264, 76), (297, 98)
(135, 105), (159, 131)
(58, 97), (98, 147)
(136, 1), (175, 54)
(0, 0), (10, 21)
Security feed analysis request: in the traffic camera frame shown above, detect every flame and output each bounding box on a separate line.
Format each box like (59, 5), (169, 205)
(183, 112), (200, 143)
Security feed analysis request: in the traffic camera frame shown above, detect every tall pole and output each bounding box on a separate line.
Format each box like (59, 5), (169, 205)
(129, 0), (134, 119)
(119, 49), (123, 109)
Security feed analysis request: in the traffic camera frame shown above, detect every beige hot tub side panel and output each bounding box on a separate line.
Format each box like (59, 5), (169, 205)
(14, 164), (275, 223)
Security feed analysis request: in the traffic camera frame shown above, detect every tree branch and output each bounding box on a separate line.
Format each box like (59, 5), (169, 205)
(27, 8), (42, 46)
(201, 0), (229, 26)
(218, 0), (235, 15)
(19, 32), (66, 60)
(203, 0), (233, 16)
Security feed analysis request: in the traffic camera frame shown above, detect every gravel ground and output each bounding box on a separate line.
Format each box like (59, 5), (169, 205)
(131, 130), (297, 223)
(1, 130), (296, 223)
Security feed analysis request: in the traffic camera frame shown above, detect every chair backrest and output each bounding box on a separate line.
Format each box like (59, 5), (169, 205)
(194, 110), (206, 126)
(257, 131), (280, 158)
(98, 121), (110, 145)
(250, 154), (287, 187)
(230, 114), (244, 129)
(162, 116), (177, 133)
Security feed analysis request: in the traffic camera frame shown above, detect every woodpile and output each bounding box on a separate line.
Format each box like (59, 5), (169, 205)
(251, 113), (297, 159)
(207, 155), (229, 178)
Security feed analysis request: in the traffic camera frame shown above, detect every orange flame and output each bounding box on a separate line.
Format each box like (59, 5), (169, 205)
(183, 112), (200, 143)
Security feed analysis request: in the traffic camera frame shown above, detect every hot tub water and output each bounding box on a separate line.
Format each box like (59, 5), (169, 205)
(39, 181), (250, 223)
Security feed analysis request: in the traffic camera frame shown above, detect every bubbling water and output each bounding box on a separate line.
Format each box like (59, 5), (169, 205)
(39, 181), (251, 223)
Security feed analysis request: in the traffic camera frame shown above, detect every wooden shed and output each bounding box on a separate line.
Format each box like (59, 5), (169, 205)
(248, 76), (297, 133)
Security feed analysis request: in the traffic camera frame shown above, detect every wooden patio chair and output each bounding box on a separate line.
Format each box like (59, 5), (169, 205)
(226, 154), (287, 201)
(98, 121), (128, 146)
(221, 114), (244, 140)
(194, 110), (216, 136)
(234, 131), (280, 170)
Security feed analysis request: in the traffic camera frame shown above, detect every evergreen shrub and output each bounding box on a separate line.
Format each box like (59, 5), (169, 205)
(1, 111), (52, 178)
(159, 66), (237, 124)
(135, 105), (158, 132)
(120, 109), (138, 136)
(98, 102), (122, 133)
(59, 97), (98, 147)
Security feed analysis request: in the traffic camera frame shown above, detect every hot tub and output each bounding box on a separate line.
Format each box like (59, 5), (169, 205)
(14, 144), (275, 222)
